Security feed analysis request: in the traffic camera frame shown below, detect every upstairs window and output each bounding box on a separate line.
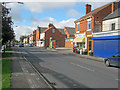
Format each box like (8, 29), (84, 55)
(111, 23), (115, 30)
(88, 20), (91, 30)
(77, 23), (80, 32)
(52, 28), (55, 33)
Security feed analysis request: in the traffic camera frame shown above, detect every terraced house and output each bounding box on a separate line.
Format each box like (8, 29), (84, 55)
(36, 26), (47, 47)
(74, 1), (120, 55)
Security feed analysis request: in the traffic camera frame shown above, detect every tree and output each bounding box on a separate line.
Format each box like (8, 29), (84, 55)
(20, 35), (27, 43)
(2, 4), (15, 45)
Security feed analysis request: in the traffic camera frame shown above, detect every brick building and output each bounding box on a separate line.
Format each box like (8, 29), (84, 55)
(37, 24), (67, 47)
(29, 34), (33, 44)
(35, 26), (47, 47)
(33, 30), (36, 46)
(74, 1), (119, 54)
(64, 27), (75, 48)
(92, 7), (120, 58)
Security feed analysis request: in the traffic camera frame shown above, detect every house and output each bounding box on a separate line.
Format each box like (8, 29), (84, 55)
(29, 34), (33, 44)
(36, 23), (67, 47)
(23, 37), (28, 44)
(92, 7), (120, 58)
(33, 30), (36, 46)
(74, 1), (120, 54)
(64, 27), (75, 48)
(36, 26), (47, 47)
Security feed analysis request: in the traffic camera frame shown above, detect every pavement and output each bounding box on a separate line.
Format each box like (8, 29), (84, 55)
(11, 47), (51, 88)
(47, 47), (104, 62)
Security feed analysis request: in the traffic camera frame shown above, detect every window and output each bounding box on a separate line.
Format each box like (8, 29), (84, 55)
(88, 20), (91, 30)
(77, 24), (79, 32)
(111, 23), (115, 30)
(77, 42), (85, 48)
(52, 28), (55, 33)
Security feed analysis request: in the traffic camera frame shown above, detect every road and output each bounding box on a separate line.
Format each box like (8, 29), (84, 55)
(15, 46), (119, 88)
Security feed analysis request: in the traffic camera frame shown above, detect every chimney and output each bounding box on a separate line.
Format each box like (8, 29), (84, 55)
(85, 4), (91, 15)
(48, 23), (53, 28)
(112, 2), (119, 12)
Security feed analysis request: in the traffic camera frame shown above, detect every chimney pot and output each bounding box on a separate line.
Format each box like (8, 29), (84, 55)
(48, 23), (53, 28)
(85, 4), (91, 15)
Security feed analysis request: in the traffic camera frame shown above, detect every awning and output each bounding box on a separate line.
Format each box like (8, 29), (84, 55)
(73, 37), (85, 42)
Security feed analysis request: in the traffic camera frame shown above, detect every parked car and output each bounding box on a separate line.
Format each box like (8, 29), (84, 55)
(19, 43), (24, 47)
(29, 44), (33, 47)
(104, 52), (120, 67)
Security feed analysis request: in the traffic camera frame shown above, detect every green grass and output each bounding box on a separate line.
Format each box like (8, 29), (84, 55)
(2, 53), (12, 58)
(2, 60), (12, 89)
(5, 48), (12, 51)
(1, 48), (12, 89)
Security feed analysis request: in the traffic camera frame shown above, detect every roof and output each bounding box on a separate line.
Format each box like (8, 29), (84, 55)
(75, 2), (112, 23)
(65, 27), (75, 35)
(103, 8), (120, 20)
(58, 28), (66, 35)
(38, 27), (47, 33)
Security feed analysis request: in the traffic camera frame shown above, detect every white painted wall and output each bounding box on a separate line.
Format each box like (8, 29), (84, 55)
(36, 41), (45, 47)
(40, 33), (45, 39)
(23, 38), (28, 44)
(102, 17), (120, 31)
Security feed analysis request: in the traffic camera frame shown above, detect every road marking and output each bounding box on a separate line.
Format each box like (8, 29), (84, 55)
(70, 62), (95, 72)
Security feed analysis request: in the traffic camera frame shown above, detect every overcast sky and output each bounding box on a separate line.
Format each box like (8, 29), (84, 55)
(5, 0), (115, 40)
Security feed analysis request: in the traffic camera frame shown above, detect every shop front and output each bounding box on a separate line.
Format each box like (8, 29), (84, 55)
(73, 32), (93, 55)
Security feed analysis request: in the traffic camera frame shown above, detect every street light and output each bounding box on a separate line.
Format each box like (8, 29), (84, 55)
(2, 2), (24, 5)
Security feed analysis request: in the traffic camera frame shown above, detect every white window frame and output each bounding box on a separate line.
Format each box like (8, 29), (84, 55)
(76, 23), (80, 33)
(110, 23), (115, 30)
(87, 18), (91, 31)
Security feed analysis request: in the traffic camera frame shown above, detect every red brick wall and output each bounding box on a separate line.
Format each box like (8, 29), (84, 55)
(64, 27), (70, 38)
(45, 26), (66, 47)
(36, 27), (40, 42)
(94, 4), (113, 32)
(65, 39), (73, 48)
(33, 30), (36, 46)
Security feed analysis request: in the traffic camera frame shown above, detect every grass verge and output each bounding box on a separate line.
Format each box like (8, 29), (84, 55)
(2, 60), (11, 89)
(2, 47), (12, 89)
(2, 53), (12, 58)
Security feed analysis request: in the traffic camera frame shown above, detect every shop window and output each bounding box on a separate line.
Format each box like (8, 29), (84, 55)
(77, 42), (85, 48)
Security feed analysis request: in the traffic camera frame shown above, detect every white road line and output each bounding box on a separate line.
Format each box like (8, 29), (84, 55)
(70, 62), (95, 72)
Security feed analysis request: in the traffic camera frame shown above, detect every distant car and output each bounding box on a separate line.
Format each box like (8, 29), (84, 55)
(19, 44), (24, 47)
(29, 44), (33, 47)
(25, 43), (29, 47)
(104, 52), (120, 67)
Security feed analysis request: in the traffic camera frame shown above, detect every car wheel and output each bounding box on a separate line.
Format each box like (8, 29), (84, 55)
(105, 60), (110, 67)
